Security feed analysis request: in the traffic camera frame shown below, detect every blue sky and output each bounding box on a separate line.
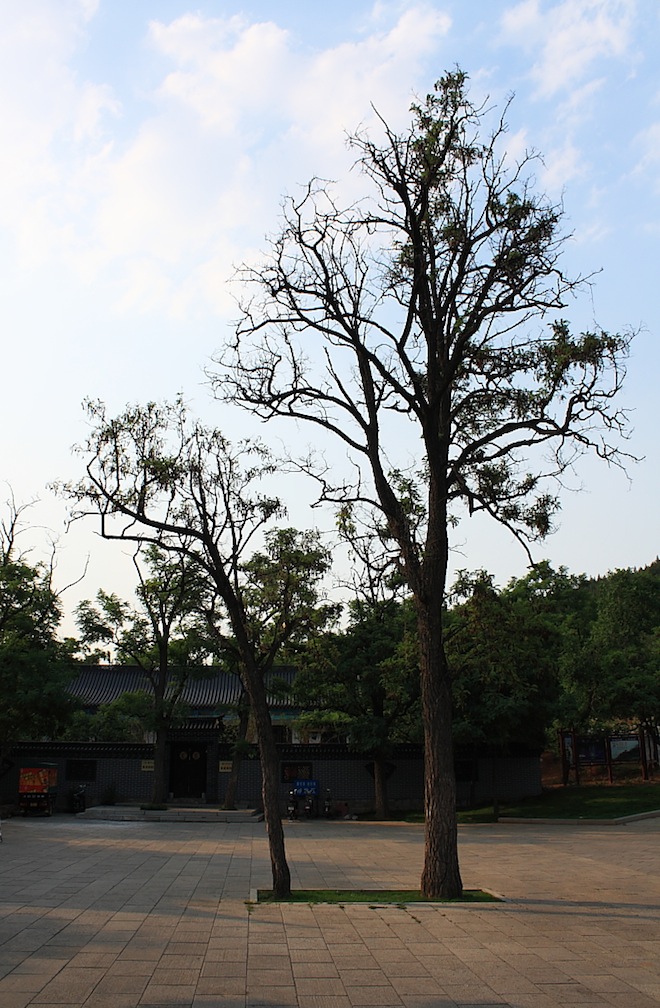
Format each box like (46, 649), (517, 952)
(1, 0), (658, 624)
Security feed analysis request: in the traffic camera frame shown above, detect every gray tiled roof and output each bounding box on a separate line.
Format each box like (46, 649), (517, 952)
(68, 665), (297, 713)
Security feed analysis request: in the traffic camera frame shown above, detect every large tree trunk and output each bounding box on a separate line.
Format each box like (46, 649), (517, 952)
(417, 601), (462, 899)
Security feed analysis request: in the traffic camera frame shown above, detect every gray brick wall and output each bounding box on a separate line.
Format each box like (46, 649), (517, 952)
(2, 741), (541, 814)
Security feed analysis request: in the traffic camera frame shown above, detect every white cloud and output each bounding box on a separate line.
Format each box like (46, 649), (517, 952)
(0, 4), (453, 318)
(150, 14), (293, 134)
(0, 1), (120, 269)
(291, 7), (452, 144)
(500, 0), (635, 98)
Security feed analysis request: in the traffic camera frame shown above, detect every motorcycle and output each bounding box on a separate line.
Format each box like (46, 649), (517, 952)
(287, 789), (298, 820)
(72, 784), (87, 814)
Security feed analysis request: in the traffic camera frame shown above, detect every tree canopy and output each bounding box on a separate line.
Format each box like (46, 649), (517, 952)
(0, 498), (77, 754)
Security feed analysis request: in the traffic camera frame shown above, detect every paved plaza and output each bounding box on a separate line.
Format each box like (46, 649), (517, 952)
(0, 813), (659, 1008)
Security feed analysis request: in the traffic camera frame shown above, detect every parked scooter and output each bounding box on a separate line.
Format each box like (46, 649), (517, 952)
(323, 789), (333, 818)
(72, 784), (86, 814)
(303, 792), (315, 818)
(287, 789), (298, 820)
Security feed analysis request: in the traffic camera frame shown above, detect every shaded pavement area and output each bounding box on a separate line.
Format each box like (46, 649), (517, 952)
(1, 812), (659, 1007)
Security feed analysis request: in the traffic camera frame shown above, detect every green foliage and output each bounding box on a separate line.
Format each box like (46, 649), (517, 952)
(62, 691), (154, 742)
(294, 596), (420, 752)
(74, 546), (214, 731)
(446, 569), (560, 750)
(555, 561), (660, 732)
(0, 501), (77, 749)
(238, 527), (339, 672)
(448, 559), (660, 740)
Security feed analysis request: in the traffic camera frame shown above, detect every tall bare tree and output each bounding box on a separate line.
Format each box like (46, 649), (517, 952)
(214, 72), (633, 897)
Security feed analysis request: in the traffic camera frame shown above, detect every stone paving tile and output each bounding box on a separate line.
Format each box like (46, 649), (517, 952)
(295, 978), (349, 996)
(105, 960), (156, 978)
(0, 973), (52, 993)
(388, 974), (447, 995)
(200, 959), (246, 977)
(10, 958), (69, 977)
(600, 995), (660, 1008)
(290, 950), (335, 963)
(247, 968), (294, 986)
(86, 997), (151, 1008)
(139, 982), (197, 1005)
(191, 997), (245, 1008)
(94, 973), (151, 995)
(247, 987), (298, 1006)
(195, 976), (247, 996)
(383, 961), (437, 978)
(345, 985), (402, 1006)
(30, 966), (106, 1004)
(292, 962), (341, 978)
(393, 999), (459, 1008)
(333, 969), (391, 987)
(296, 998), (351, 1008)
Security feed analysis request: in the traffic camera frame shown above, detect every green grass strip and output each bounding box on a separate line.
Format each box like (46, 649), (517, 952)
(257, 888), (499, 904)
(394, 783), (660, 824)
(493, 782), (660, 820)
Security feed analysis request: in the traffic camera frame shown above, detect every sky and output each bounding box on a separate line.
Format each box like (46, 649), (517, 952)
(0, 0), (658, 630)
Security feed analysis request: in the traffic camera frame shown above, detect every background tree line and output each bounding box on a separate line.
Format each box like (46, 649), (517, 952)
(4, 489), (657, 806)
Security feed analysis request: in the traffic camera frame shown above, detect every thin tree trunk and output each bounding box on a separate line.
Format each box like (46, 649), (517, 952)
(245, 669), (290, 897)
(211, 557), (291, 898)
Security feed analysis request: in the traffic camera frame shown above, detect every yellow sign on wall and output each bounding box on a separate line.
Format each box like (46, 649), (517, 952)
(141, 760), (155, 772)
(218, 761), (233, 773)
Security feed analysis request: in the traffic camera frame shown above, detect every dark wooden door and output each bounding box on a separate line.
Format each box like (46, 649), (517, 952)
(169, 743), (207, 801)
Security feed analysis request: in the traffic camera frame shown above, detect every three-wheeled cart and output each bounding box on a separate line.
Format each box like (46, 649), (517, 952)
(18, 765), (58, 816)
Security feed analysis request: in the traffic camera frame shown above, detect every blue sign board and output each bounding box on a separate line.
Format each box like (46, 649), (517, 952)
(292, 779), (319, 797)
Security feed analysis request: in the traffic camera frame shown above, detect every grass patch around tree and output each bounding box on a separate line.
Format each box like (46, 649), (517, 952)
(256, 888), (499, 904)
